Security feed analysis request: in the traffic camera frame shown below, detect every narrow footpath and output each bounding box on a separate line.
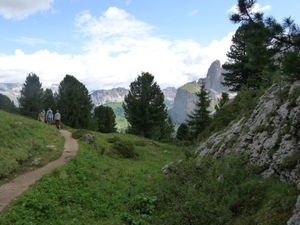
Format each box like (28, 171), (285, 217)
(0, 130), (78, 213)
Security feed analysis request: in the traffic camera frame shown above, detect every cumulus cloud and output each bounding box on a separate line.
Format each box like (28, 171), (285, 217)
(0, 7), (234, 90)
(0, 0), (55, 20)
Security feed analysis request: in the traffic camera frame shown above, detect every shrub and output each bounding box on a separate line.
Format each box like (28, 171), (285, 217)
(280, 151), (300, 171)
(107, 136), (121, 143)
(112, 140), (137, 158)
(134, 140), (147, 147)
(72, 129), (89, 139)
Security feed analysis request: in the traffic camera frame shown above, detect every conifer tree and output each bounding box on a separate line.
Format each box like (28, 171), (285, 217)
(186, 80), (211, 139)
(18, 73), (43, 119)
(123, 71), (167, 139)
(176, 123), (191, 141)
(215, 92), (230, 112)
(42, 88), (56, 112)
(57, 74), (93, 129)
(223, 0), (274, 91)
(0, 94), (17, 113)
(94, 105), (117, 133)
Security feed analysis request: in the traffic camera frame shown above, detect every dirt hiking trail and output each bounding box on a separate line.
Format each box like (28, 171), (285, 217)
(0, 130), (78, 213)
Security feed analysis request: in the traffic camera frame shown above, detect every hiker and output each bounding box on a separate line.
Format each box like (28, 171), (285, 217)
(38, 110), (45, 122)
(46, 108), (53, 125)
(54, 110), (61, 129)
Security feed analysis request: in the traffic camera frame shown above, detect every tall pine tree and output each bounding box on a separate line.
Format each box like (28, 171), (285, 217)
(57, 75), (93, 129)
(186, 79), (211, 139)
(223, 0), (274, 91)
(42, 88), (56, 112)
(18, 73), (43, 119)
(94, 105), (117, 133)
(123, 72), (168, 139)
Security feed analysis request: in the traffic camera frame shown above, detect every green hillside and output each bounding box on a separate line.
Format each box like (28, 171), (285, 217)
(0, 110), (64, 185)
(180, 81), (201, 93)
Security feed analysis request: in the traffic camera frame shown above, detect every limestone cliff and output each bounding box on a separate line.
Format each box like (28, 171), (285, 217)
(195, 81), (300, 223)
(197, 81), (300, 183)
(168, 60), (228, 124)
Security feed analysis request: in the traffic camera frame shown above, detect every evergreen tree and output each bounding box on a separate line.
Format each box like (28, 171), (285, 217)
(222, 25), (250, 92)
(223, 0), (274, 91)
(176, 123), (191, 141)
(0, 94), (17, 113)
(215, 92), (230, 112)
(18, 73), (43, 119)
(161, 116), (175, 141)
(123, 71), (167, 139)
(57, 74), (93, 129)
(94, 105), (117, 133)
(42, 88), (56, 112)
(186, 80), (211, 139)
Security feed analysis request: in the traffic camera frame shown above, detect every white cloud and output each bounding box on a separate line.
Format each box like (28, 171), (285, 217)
(0, 7), (234, 90)
(0, 0), (55, 20)
(188, 9), (198, 17)
(227, 3), (271, 14)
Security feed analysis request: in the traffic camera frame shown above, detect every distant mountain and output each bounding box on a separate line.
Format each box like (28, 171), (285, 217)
(168, 60), (229, 124)
(0, 83), (22, 106)
(0, 83), (177, 109)
(90, 87), (129, 106)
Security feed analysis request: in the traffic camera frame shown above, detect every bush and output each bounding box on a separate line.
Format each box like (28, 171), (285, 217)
(72, 129), (89, 139)
(134, 140), (147, 147)
(107, 136), (121, 143)
(112, 140), (137, 158)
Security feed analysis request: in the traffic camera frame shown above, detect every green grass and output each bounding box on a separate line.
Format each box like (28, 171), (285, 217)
(0, 108), (299, 224)
(0, 110), (64, 184)
(0, 128), (186, 224)
(180, 81), (201, 93)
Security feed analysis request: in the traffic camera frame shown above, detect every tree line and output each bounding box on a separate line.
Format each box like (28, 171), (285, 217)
(6, 72), (175, 141)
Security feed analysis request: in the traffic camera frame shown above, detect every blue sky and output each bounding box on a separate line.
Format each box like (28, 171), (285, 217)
(0, 0), (299, 90)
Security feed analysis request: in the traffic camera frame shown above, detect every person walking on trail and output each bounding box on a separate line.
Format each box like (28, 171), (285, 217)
(46, 108), (53, 125)
(38, 110), (45, 122)
(55, 110), (61, 129)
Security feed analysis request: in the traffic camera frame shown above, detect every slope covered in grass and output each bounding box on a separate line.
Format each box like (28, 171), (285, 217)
(0, 110), (64, 184)
(0, 129), (186, 224)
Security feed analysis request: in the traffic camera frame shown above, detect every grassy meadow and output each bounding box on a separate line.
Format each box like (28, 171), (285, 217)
(0, 110), (64, 185)
(0, 112), (188, 224)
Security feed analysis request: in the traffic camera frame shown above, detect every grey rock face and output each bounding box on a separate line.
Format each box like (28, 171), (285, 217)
(204, 60), (228, 97)
(90, 87), (128, 106)
(168, 87), (199, 124)
(168, 59), (229, 124)
(194, 81), (300, 223)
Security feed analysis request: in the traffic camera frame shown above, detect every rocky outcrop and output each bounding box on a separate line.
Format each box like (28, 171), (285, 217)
(204, 60), (228, 99)
(195, 81), (300, 223)
(168, 60), (229, 124)
(168, 86), (199, 124)
(163, 87), (177, 109)
(196, 81), (300, 185)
